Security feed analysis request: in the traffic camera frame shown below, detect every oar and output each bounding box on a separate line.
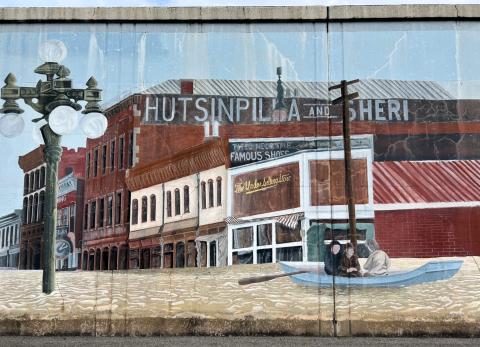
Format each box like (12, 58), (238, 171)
(238, 270), (308, 285)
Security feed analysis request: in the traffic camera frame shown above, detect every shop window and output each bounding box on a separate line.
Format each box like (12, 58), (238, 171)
(201, 181), (206, 209)
(132, 199), (138, 225)
(151, 246), (162, 268)
(174, 189), (181, 215)
(187, 240), (197, 267)
(232, 251), (253, 265)
(129, 249), (139, 270)
(110, 139), (115, 172)
(166, 191), (172, 217)
(276, 246), (303, 262)
(200, 241), (207, 267)
(115, 192), (122, 224)
(107, 195), (113, 226)
(216, 177), (222, 206)
(163, 243), (173, 268)
(150, 194), (156, 221)
(101, 144), (107, 175)
(257, 224), (272, 246)
(257, 249), (273, 264)
(90, 201), (96, 229)
(176, 242), (185, 268)
(183, 185), (190, 213)
(208, 179), (214, 208)
(232, 227), (253, 249)
(276, 222), (302, 244)
(118, 136), (124, 169)
(209, 241), (217, 267)
(98, 197), (105, 227)
(141, 196), (148, 223)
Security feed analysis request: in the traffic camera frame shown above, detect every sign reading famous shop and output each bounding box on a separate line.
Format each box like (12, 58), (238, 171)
(141, 94), (472, 125)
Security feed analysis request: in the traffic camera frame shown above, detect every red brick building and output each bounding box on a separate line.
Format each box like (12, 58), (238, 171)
(18, 145), (86, 270)
(374, 160), (480, 257)
(81, 97), (140, 270)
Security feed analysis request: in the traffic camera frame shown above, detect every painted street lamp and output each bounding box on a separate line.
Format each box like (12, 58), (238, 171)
(0, 40), (108, 294)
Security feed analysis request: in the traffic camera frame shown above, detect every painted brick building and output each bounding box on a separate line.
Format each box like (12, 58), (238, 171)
(18, 146), (86, 270)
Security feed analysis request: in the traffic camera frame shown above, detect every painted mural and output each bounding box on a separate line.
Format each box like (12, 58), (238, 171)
(0, 20), (479, 336)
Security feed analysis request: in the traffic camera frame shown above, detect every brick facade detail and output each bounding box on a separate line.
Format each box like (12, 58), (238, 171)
(375, 207), (480, 258)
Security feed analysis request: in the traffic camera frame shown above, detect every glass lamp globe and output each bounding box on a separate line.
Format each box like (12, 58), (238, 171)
(0, 113), (25, 138)
(80, 112), (108, 139)
(48, 106), (79, 135)
(38, 40), (67, 63)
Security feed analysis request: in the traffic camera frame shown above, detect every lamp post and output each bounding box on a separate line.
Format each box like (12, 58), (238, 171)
(0, 40), (108, 294)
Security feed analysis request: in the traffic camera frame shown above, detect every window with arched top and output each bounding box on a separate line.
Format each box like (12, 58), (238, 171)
(141, 196), (148, 223)
(216, 177), (222, 206)
(201, 181), (206, 209)
(183, 185), (190, 213)
(28, 195), (33, 224)
(40, 167), (46, 188)
(33, 170), (39, 191)
(33, 193), (38, 222)
(208, 179), (214, 208)
(29, 172), (34, 192)
(22, 197), (28, 223)
(166, 191), (172, 217)
(24, 174), (29, 195)
(174, 189), (181, 215)
(150, 195), (156, 221)
(38, 191), (45, 222)
(132, 199), (139, 225)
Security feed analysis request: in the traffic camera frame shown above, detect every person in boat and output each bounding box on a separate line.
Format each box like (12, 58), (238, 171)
(324, 240), (343, 276)
(338, 242), (361, 277)
(362, 239), (391, 276)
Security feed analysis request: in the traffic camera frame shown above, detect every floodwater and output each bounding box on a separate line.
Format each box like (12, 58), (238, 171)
(0, 257), (479, 325)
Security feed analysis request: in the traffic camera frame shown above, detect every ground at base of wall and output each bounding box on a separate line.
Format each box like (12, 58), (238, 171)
(0, 257), (479, 336)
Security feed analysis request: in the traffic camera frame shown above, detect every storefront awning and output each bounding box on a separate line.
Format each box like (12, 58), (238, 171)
(225, 212), (304, 230)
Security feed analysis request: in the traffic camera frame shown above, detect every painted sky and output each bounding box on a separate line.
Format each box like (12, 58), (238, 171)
(1, 21), (480, 215)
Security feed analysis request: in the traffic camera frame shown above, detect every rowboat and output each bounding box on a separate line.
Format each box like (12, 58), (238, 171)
(279, 260), (463, 287)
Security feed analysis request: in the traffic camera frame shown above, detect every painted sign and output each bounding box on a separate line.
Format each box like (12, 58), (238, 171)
(232, 163), (300, 218)
(55, 239), (72, 260)
(57, 173), (77, 197)
(229, 137), (372, 167)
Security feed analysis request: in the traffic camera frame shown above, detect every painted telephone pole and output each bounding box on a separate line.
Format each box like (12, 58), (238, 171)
(329, 79), (360, 249)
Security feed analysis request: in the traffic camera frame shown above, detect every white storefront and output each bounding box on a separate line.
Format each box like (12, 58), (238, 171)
(0, 210), (22, 268)
(226, 136), (375, 265)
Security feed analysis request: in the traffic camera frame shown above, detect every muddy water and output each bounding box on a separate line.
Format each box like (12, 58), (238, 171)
(0, 257), (479, 324)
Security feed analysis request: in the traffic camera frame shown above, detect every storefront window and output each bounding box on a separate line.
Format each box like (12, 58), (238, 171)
(209, 241), (217, 267)
(257, 224), (272, 246)
(232, 227), (253, 249)
(276, 246), (302, 262)
(163, 243), (173, 268)
(176, 242), (185, 268)
(276, 223), (302, 244)
(257, 249), (272, 264)
(232, 251), (253, 265)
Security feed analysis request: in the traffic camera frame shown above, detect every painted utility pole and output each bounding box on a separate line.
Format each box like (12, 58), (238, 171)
(329, 79), (360, 249)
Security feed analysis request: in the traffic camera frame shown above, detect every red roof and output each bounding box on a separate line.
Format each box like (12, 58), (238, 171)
(373, 160), (480, 204)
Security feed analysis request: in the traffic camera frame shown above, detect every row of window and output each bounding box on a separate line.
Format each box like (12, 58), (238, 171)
(57, 205), (76, 234)
(22, 192), (45, 225)
(0, 224), (19, 248)
(86, 132), (134, 179)
(84, 192), (126, 230)
(23, 167), (46, 195)
(131, 177), (223, 225)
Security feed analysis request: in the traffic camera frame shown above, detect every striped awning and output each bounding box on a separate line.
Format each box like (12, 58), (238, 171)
(225, 212), (304, 230)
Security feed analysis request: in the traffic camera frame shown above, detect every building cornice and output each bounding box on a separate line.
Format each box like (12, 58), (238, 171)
(0, 5), (480, 23)
(125, 138), (229, 192)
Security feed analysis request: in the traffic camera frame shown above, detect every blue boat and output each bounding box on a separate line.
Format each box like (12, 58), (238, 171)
(279, 260), (463, 288)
